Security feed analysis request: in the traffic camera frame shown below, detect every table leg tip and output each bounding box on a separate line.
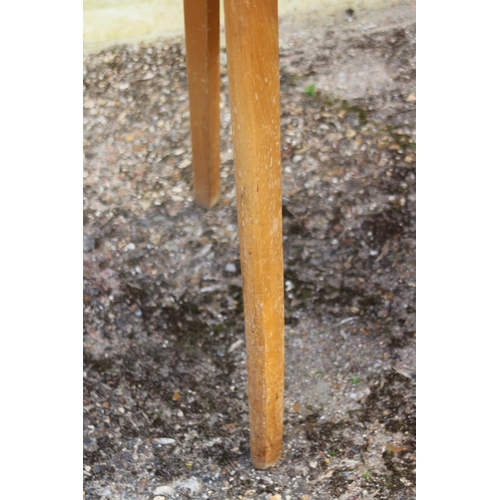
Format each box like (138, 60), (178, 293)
(251, 450), (282, 470)
(194, 192), (219, 210)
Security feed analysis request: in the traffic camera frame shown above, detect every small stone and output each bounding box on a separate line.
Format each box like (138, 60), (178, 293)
(123, 242), (136, 252)
(345, 128), (356, 139)
(171, 477), (201, 493)
(326, 132), (342, 142)
(139, 200), (151, 211)
(225, 262), (236, 273)
(268, 495), (282, 500)
(101, 488), (111, 496)
(178, 159), (191, 169)
(83, 235), (95, 253)
(292, 155), (303, 163)
(150, 233), (162, 245)
(309, 461), (317, 468)
(153, 437), (175, 445)
(153, 497), (166, 500)
(83, 99), (95, 109)
(153, 485), (174, 496)
(228, 338), (244, 353)
(406, 93), (416, 102)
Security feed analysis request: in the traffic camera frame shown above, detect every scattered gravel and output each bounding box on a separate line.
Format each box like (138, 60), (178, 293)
(84, 6), (415, 500)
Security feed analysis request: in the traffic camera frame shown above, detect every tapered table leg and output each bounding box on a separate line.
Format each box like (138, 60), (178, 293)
(223, 0), (284, 469)
(183, 0), (220, 209)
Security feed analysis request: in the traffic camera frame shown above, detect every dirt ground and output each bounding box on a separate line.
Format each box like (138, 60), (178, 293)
(83, 6), (416, 499)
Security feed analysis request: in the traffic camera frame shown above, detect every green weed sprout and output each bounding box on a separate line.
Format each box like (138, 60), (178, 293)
(305, 84), (316, 97)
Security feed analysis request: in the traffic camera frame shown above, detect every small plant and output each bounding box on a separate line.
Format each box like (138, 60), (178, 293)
(363, 471), (371, 479)
(305, 84), (316, 97)
(351, 375), (360, 383)
(330, 449), (338, 456)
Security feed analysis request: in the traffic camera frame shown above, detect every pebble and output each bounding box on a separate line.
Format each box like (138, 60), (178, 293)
(228, 338), (244, 353)
(101, 488), (111, 496)
(199, 244), (213, 258)
(153, 485), (174, 496)
(171, 477), (201, 493)
(83, 235), (95, 252)
(83, 98), (95, 109)
(178, 158), (191, 169)
(152, 437), (175, 445)
(225, 262), (236, 273)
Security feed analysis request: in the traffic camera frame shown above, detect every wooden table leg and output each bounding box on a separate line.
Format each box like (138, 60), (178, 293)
(183, 0), (220, 209)
(223, 0), (284, 469)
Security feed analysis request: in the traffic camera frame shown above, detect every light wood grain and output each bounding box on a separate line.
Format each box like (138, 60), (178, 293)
(223, 0), (285, 469)
(183, 0), (220, 209)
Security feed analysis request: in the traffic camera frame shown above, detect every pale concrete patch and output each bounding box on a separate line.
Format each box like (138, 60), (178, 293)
(84, 0), (408, 54)
(318, 54), (393, 100)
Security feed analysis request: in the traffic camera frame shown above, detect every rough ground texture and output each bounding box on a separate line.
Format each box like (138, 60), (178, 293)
(83, 6), (416, 500)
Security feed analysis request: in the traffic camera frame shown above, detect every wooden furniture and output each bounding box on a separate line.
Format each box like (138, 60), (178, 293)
(183, 0), (284, 469)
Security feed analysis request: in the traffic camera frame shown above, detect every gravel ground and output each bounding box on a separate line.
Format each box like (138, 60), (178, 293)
(83, 6), (416, 500)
